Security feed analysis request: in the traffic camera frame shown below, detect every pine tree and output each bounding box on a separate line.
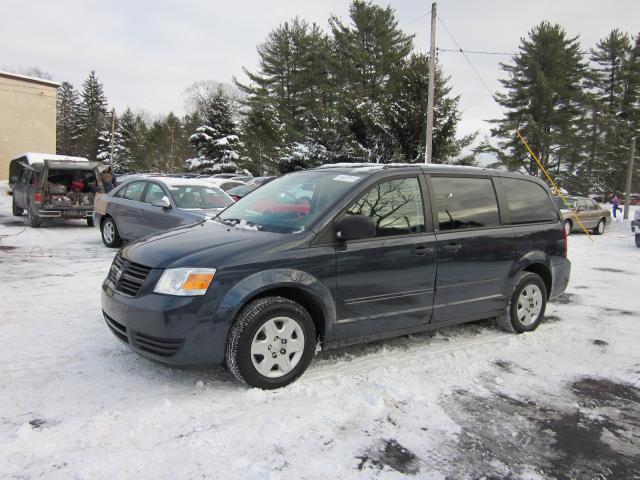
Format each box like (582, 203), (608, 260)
(78, 71), (109, 161)
(187, 87), (240, 174)
(56, 81), (81, 155)
(488, 22), (586, 178)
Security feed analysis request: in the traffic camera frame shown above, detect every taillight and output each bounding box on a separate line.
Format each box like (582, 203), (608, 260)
(34, 192), (42, 204)
(562, 226), (568, 258)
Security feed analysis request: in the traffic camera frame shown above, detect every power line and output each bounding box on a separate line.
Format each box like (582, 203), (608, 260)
(436, 13), (496, 101)
(401, 11), (429, 29)
(437, 47), (516, 56)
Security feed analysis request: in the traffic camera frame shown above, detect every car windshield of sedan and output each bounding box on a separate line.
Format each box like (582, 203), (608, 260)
(554, 197), (577, 210)
(169, 185), (233, 209)
(217, 171), (365, 233)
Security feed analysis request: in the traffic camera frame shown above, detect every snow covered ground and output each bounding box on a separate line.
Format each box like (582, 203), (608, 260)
(1, 183), (639, 479)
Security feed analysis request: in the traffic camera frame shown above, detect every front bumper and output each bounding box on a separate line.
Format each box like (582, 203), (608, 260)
(101, 279), (229, 366)
(550, 257), (571, 299)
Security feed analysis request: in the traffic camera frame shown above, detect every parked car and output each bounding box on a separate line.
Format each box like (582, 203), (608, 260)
(554, 196), (611, 235)
(248, 176), (278, 187)
(199, 177), (246, 192)
(211, 173), (243, 179)
(226, 184), (259, 201)
(230, 175), (254, 183)
(94, 177), (233, 247)
(101, 164), (570, 389)
(8, 152), (104, 227)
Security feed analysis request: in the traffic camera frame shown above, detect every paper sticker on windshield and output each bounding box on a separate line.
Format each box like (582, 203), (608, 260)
(333, 175), (361, 183)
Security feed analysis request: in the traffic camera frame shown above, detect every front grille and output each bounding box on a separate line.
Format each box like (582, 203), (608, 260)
(107, 254), (152, 296)
(131, 331), (184, 357)
(104, 311), (128, 344)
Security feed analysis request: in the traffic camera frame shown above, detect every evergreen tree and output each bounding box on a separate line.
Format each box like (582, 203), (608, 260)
(488, 22), (586, 179)
(78, 71), (109, 161)
(186, 87), (240, 174)
(56, 81), (81, 155)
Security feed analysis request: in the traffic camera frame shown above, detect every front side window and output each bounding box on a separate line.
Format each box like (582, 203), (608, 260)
(346, 178), (425, 237)
(144, 183), (167, 204)
(502, 178), (557, 224)
(432, 177), (499, 230)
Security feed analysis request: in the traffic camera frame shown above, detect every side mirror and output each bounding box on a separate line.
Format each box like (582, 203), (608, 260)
(151, 196), (171, 209)
(335, 214), (376, 241)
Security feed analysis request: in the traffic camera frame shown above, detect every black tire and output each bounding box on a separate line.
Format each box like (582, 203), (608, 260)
(12, 197), (24, 217)
(563, 220), (572, 236)
(225, 296), (316, 389)
(27, 205), (41, 228)
(87, 217), (95, 227)
(593, 218), (605, 235)
(101, 216), (123, 248)
(497, 271), (547, 334)
(635, 234), (640, 248)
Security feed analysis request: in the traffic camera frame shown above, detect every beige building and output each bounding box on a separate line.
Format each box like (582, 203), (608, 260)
(0, 71), (59, 181)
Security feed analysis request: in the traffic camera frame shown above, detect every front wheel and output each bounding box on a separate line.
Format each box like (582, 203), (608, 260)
(636, 234), (640, 248)
(563, 220), (572, 236)
(225, 296), (316, 389)
(593, 219), (605, 235)
(101, 217), (122, 248)
(497, 271), (547, 334)
(87, 217), (95, 227)
(27, 205), (41, 228)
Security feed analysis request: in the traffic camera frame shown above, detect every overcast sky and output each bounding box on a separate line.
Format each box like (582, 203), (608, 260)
(3, 0), (639, 143)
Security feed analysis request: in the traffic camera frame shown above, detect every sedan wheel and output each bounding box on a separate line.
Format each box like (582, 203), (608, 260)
(593, 219), (605, 235)
(101, 217), (122, 248)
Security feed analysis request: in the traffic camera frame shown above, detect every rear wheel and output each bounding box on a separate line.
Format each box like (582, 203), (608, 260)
(225, 296), (316, 389)
(27, 205), (41, 228)
(635, 234), (640, 248)
(497, 271), (547, 334)
(593, 219), (605, 235)
(101, 217), (122, 247)
(87, 217), (95, 227)
(563, 220), (572, 236)
(12, 197), (24, 217)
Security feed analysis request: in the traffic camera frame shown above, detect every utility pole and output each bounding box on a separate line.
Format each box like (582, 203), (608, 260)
(623, 137), (636, 220)
(425, 2), (437, 164)
(109, 108), (116, 172)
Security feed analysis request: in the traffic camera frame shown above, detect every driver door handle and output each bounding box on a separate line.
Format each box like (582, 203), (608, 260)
(443, 242), (462, 253)
(412, 245), (434, 256)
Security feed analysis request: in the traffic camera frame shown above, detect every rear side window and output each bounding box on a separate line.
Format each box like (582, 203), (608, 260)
(346, 177), (425, 237)
(432, 177), (499, 230)
(122, 181), (146, 202)
(502, 178), (557, 224)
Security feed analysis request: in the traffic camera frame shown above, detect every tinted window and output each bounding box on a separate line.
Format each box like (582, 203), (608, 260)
(432, 177), (499, 230)
(168, 185), (232, 209)
(144, 183), (167, 204)
(503, 178), (557, 223)
(346, 178), (425, 237)
(122, 181), (146, 202)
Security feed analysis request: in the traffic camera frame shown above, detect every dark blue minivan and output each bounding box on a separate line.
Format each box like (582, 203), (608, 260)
(101, 164), (570, 389)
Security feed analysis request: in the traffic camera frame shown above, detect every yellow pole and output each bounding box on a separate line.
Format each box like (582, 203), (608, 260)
(515, 129), (593, 241)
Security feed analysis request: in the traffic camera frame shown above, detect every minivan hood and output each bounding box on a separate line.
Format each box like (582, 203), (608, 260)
(121, 220), (290, 269)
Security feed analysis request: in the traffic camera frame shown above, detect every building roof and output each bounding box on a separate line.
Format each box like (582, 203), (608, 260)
(0, 70), (60, 88)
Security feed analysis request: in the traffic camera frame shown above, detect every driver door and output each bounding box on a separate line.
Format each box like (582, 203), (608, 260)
(335, 176), (437, 340)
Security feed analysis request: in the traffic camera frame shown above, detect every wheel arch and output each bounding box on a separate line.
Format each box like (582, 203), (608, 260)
(215, 269), (336, 345)
(521, 263), (552, 299)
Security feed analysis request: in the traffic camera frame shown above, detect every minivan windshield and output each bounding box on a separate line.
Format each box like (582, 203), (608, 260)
(217, 170), (365, 233)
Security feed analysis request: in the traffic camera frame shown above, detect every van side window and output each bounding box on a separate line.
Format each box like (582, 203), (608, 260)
(346, 177), (425, 237)
(502, 178), (557, 224)
(122, 182), (146, 202)
(432, 177), (499, 230)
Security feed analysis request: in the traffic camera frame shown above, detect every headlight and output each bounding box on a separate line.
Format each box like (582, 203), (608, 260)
(154, 268), (216, 296)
